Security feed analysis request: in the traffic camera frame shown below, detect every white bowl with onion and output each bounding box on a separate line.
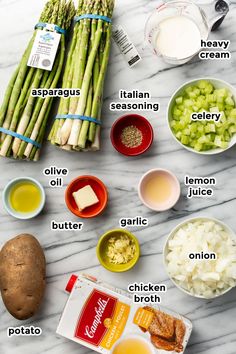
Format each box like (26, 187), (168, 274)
(164, 217), (236, 299)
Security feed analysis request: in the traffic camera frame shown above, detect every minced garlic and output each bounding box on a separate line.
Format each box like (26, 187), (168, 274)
(106, 235), (136, 264)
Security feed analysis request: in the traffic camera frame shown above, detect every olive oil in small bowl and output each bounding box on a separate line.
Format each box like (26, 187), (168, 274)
(3, 177), (45, 220)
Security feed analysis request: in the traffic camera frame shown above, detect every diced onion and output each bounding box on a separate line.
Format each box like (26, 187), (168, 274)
(166, 219), (236, 298)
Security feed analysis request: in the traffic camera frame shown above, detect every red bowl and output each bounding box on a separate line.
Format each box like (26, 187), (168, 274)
(110, 114), (154, 156)
(65, 176), (108, 218)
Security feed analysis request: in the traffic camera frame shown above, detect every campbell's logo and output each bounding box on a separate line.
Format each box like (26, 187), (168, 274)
(85, 298), (109, 339)
(75, 289), (117, 346)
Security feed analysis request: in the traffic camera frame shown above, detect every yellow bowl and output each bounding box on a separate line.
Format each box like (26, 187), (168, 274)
(97, 229), (140, 273)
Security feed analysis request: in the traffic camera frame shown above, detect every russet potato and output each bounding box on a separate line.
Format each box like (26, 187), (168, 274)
(0, 234), (46, 320)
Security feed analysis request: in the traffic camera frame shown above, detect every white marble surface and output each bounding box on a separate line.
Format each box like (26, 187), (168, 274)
(0, 0), (236, 353)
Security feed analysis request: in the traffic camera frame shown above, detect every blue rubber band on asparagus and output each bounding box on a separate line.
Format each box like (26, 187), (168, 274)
(35, 22), (67, 35)
(55, 114), (102, 125)
(74, 14), (112, 23)
(0, 128), (42, 149)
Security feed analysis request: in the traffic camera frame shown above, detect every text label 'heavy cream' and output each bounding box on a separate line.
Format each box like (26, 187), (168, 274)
(199, 39), (231, 60)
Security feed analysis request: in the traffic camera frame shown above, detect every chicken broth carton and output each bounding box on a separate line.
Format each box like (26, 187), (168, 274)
(57, 274), (192, 353)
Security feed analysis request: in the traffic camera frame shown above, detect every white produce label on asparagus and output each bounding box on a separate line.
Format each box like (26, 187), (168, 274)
(27, 29), (61, 71)
(112, 25), (142, 67)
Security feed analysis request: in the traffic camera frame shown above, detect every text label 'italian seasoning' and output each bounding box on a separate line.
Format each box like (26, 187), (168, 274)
(110, 90), (159, 113)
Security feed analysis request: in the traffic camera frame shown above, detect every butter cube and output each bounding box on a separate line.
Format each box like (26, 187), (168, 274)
(73, 185), (99, 211)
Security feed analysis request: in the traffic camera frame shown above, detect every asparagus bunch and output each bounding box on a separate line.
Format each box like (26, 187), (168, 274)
(0, 0), (75, 161)
(49, 0), (114, 151)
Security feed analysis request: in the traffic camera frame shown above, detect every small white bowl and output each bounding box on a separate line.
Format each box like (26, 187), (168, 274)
(3, 177), (46, 220)
(164, 217), (236, 299)
(112, 334), (155, 354)
(138, 169), (180, 212)
(167, 78), (236, 155)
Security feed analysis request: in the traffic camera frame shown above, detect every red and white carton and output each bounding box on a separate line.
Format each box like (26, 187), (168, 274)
(57, 274), (193, 353)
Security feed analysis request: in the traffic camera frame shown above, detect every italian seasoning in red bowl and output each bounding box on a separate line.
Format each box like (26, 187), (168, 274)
(111, 114), (154, 156)
(121, 125), (143, 148)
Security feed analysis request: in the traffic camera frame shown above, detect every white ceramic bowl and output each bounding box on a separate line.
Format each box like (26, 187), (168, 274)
(164, 217), (236, 299)
(167, 78), (236, 155)
(112, 334), (155, 354)
(3, 177), (46, 220)
(138, 169), (180, 212)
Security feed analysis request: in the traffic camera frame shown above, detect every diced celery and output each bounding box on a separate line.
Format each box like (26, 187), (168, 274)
(210, 107), (219, 113)
(181, 135), (189, 145)
(173, 107), (182, 117)
(194, 88), (200, 96)
(197, 125), (204, 133)
(229, 108), (236, 118)
(175, 97), (183, 105)
(184, 99), (194, 107)
(229, 116), (236, 124)
(214, 136), (222, 147)
(229, 125), (236, 134)
(205, 124), (216, 133)
(183, 128), (190, 135)
(194, 142), (203, 151)
(197, 80), (208, 89)
(225, 97), (235, 106)
(215, 88), (227, 98)
(176, 131), (182, 139)
(205, 83), (214, 94)
(216, 96), (224, 104)
(186, 86), (194, 95)
(189, 91), (198, 99)
(224, 131), (230, 141)
(198, 135), (209, 144)
(170, 80), (236, 152)
(209, 133), (216, 141)
(207, 94), (214, 103)
(219, 141), (229, 149)
(190, 124), (198, 133)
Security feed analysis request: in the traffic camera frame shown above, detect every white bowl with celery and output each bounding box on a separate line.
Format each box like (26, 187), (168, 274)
(164, 217), (236, 299)
(168, 78), (236, 154)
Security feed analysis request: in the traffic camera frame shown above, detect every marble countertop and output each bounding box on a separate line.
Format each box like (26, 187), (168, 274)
(0, 0), (236, 353)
